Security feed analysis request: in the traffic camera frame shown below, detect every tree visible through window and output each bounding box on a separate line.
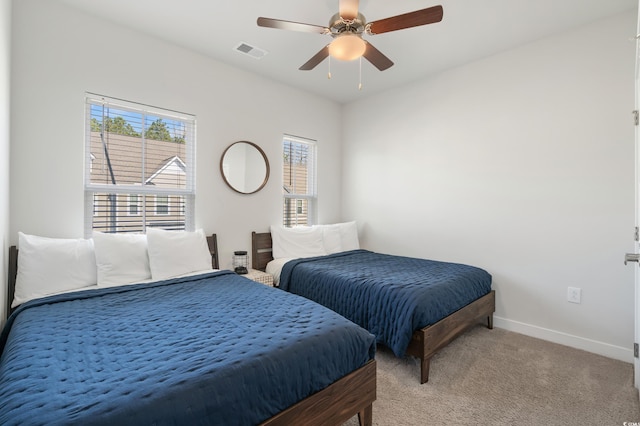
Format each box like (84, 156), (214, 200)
(282, 135), (316, 226)
(84, 94), (196, 235)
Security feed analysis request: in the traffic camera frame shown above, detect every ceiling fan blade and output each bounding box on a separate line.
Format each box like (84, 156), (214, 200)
(363, 41), (394, 71)
(339, 0), (359, 20)
(299, 46), (330, 70)
(367, 5), (443, 35)
(257, 17), (328, 34)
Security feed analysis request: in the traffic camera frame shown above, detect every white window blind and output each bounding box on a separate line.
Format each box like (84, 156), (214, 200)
(282, 135), (316, 226)
(84, 94), (196, 235)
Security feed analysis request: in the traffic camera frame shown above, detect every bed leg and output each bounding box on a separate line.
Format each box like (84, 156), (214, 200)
(420, 356), (431, 384)
(357, 403), (373, 426)
(487, 314), (494, 330)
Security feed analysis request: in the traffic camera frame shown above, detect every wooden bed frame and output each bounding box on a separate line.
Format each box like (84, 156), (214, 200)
(252, 231), (495, 384)
(5, 234), (376, 426)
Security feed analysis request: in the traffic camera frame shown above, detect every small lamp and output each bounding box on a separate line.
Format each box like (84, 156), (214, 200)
(233, 251), (249, 274)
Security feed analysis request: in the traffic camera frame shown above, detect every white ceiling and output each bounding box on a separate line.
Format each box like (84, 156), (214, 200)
(55, 0), (637, 104)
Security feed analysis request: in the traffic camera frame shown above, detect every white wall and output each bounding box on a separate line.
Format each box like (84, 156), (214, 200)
(9, 0), (638, 363)
(0, 0), (11, 322)
(343, 11), (637, 361)
(9, 0), (343, 270)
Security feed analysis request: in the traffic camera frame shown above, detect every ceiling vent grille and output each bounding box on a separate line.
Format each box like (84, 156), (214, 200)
(234, 42), (268, 60)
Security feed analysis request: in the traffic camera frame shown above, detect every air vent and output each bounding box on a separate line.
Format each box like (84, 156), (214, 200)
(234, 42), (268, 60)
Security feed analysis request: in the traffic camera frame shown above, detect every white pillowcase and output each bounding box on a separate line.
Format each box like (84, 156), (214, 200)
(146, 228), (212, 281)
(13, 232), (97, 308)
(93, 232), (151, 287)
(270, 222), (360, 259)
(336, 221), (360, 251)
(322, 225), (343, 255)
(270, 225), (326, 259)
(321, 222), (360, 253)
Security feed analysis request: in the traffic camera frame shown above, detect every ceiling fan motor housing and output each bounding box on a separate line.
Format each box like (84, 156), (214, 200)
(329, 12), (366, 37)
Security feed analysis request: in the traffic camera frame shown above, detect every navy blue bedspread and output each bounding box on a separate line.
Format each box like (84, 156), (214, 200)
(0, 270), (375, 426)
(279, 250), (492, 358)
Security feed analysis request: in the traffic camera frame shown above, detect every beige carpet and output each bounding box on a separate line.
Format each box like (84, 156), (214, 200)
(345, 326), (640, 426)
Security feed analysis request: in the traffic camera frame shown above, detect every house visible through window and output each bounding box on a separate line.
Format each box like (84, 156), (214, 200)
(84, 94), (196, 235)
(282, 135), (316, 227)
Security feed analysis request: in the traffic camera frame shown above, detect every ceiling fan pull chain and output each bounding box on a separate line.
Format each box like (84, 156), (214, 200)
(328, 55), (332, 80)
(358, 57), (362, 90)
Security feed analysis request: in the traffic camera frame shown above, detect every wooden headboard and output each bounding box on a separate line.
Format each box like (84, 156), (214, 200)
(7, 245), (17, 318)
(7, 234), (220, 317)
(206, 234), (220, 270)
(251, 231), (273, 272)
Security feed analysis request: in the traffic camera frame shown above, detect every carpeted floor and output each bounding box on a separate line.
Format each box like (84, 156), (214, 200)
(345, 326), (640, 426)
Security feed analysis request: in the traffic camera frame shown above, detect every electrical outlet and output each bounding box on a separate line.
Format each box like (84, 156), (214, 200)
(567, 287), (581, 304)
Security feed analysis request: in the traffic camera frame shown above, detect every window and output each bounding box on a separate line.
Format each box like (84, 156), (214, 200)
(84, 94), (196, 235)
(93, 194), (99, 217)
(128, 195), (139, 216)
(155, 195), (169, 215)
(282, 135), (316, 226)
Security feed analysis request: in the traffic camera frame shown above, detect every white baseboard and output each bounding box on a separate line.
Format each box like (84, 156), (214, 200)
(493, 316), (633, 364)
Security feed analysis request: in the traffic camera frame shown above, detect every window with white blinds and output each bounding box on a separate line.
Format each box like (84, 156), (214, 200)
(84, 94), (196, 235)
(282, 135), (316, 226)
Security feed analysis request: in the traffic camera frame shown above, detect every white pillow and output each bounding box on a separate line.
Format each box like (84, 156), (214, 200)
(337, 221), (360, 251)
(93, 232), (151, 287)
(318, 222), (360, 254)
(270, 225), (326, 259)
(322, 225), (343, 254)
(146, 228), (212, 281)
(13, 232), (97, 307)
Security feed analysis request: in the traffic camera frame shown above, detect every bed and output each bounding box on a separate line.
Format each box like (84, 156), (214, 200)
(252, 226), (495, 384)
(1, 230), (377, 426)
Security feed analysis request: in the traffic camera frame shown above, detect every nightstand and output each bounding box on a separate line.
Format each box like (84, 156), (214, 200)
(242, 269), (274, 286)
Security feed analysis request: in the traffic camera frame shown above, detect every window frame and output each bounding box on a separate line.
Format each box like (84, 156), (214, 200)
(128, 194), (140, 216)
(84, 93), (196, 236)
(155, 195), (169, 216)
(282, 135), (317, 227)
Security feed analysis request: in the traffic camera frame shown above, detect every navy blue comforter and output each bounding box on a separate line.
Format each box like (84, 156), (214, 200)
(0, 270), (375, 426)
(279, 250), (492, 358)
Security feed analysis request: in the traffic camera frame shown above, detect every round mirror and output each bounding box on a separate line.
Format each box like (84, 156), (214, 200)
(220, 141), (270, 194)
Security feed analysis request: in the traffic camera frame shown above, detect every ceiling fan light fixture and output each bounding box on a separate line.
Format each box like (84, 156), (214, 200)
(328, 33), (366, 61)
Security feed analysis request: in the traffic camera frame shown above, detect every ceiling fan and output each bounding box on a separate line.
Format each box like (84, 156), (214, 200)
(257, 0), (443, 72)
